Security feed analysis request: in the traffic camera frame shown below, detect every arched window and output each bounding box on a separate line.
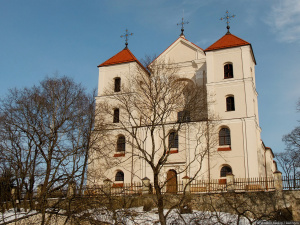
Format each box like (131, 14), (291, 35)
(224, 63), (233, 79)
(219, 127), (231, 145)
(114, 77), (121, 92)
(113, 108), (119, 123)
(115, 171), (124, 181)
(117, 135), (125, 152)
(220, 166), (232, 177)
(169, 131), (178, 149)
(226, 96), (235, 111)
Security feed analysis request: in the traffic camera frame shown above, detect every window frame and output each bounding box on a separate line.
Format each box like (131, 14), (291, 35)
(169, 131), (179, 150)
(113, 108), (120, 123)
(114, 77), (121, 92)
(115, 171), (124, 181)
(219, 127), (231, 146)
(117, 135), (125, 152)
(220, 166), (232, 177)
(226, 96), (235, 111)
(177, 110), (191, 122)
(224, 63), (233, 79)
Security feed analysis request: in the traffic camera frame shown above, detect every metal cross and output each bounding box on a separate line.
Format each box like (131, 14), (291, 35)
(120, 29), (133, 49)
(177, 17), (189, 36)
(220, 11), (235, 34)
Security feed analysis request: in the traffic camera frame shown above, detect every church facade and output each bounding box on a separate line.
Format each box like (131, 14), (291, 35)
(87, 29), (277, 188)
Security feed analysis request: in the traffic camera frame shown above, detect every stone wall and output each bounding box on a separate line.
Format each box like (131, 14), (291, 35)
(188, 190), (300, 221)
(6, 190), (300, 224)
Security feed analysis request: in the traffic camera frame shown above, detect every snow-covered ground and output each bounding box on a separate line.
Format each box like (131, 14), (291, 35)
(0, 207), (251, 225)
(1, 209), (38, 224)
(85, 207), (251, 224)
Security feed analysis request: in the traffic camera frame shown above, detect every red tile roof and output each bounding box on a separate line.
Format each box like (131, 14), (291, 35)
(205, 33), (250, 51)
(98, 47), (149, 73)
(98, 48), (140, 67)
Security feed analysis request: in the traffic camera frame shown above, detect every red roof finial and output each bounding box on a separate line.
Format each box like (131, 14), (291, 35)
(220, 11), (236, 34)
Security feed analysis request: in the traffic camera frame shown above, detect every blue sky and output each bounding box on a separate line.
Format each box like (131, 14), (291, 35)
(0, 0), (299, 155)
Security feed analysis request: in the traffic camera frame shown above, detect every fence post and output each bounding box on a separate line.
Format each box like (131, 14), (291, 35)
(11, 187), (20, 211)
(226, 173), (235, 192)
(142, 177), (150, 195)
(273, 170), (283, 191)
(11, 187), (18, 205)
(37, 184), (43, 198)
(11, 187), (16, 199)
(182, 176), (190, 194)
(67, 181), (76, 198)
(103, 179), (112, 195)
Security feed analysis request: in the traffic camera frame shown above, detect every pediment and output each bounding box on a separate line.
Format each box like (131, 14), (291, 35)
(153, 37), (206, 64)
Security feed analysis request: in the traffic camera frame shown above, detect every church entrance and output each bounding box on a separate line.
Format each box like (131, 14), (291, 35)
(166, 170), (177, 193)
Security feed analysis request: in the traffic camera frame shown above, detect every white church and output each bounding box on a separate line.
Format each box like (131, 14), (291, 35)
(87, 22), (277, 189)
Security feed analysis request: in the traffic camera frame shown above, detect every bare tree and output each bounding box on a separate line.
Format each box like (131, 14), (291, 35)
(92, 58), (218, 225)
(276, 150), (299, 178)
(0, 76), (97, 224)
(276, 98), (300, 179)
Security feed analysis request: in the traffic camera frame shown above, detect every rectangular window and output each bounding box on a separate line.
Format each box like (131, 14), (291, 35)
(219, 128), (231, 146)
(177, 111), (191, 122)
(224, 64), (233, 79)
(117, 136), (125, 152)
(113, 109), (119, 123)
(169, 132), (179, 149)
(114, 78), (121, 92)
(226, 97), (235, 111)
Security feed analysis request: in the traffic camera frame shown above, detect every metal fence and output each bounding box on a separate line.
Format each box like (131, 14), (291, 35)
(234, 177), (275, 191)
(84, 182), (143, 196)
(186, 177), (274, 193)
(83, 177), (278, 197)
(13, 176), (299, 199)
(282, 176), (300, 190)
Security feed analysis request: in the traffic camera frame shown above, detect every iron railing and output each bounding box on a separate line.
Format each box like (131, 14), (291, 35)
(282, 176), (300, 190)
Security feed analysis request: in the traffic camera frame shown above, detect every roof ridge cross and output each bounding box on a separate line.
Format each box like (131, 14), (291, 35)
(120, 29), (133, 49)
(177, 16), (189, 37)
(220, 10), (236, 34)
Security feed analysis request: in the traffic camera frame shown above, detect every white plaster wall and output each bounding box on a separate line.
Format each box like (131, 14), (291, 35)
(88, 38), (276, 187)
(97, 62), (140, 97)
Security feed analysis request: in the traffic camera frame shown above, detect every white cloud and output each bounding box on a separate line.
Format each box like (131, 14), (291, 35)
(266, 0), (300, 43)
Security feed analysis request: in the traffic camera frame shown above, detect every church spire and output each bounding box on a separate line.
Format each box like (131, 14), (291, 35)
(177, 12), (189, 37)
(220, 10), (235, 34)
(120, 29), (133, 49)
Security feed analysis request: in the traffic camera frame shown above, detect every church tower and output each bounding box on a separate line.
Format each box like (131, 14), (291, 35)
(205, 32), (266, 178)
(92, 30), (149, 185)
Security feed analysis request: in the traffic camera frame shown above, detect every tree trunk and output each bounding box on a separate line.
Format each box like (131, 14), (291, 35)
(154, 172), (166, 225)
